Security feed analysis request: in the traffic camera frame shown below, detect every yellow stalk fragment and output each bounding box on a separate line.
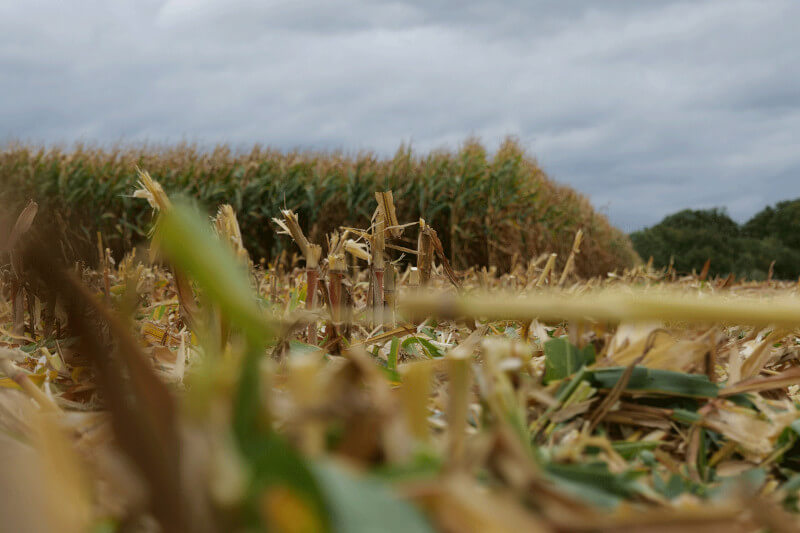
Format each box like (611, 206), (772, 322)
(402, 288), (800, 329)
(558, 229), (583, 287)
(400, 360), (435, 443)
(213, 204), (249, 265)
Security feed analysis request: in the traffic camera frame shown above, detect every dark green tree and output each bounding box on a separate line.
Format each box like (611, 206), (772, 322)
(743, 198), (800, 250)
(631, 208), (739, 277)
(631, 207), (800, 280)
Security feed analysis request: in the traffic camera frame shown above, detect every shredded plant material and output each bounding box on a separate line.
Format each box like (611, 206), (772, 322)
(3, 177), (800, 532)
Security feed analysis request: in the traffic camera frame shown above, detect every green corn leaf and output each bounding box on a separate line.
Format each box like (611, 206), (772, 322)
(543, 338), (596, 384)
(544, 462), (647, 508)
(156, 201), (329, 529)
(671, 408), (702, 424)
(402, 337), (443, 359)
(156, 199), (272, 346)
(587, 367), (719, 398)
(388, 337), (400, 371)
(609, 440), (660, 459)
(312, 462), (434, 533)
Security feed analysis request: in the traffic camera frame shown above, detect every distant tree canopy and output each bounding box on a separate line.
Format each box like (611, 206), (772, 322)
(631, 202), (800, 280)
(743, 199), (800, 250)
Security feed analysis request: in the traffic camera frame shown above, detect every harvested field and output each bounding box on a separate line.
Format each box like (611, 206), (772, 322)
(3, 176), (800, 532)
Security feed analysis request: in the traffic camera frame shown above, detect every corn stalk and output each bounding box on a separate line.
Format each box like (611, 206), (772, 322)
(213, 204), (249, 347)
(417, 218), (434, 285)
(273, 210), (322, 344)
(371, 217), (386, 329)
(326, 232), (350, 349)
(536, 253), (557, 288)
(383, 262), (397, 327)
(557, 229), (583, 287)
(133, 170), (199, 329)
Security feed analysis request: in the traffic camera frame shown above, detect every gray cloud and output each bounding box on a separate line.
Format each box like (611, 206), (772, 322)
(1, 0), (799, 231)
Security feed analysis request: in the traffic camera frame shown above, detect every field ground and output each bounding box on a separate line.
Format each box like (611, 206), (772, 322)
(2, 180), (800, 532)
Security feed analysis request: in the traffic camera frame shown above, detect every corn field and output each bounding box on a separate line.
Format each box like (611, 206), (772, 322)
(0, 139), (638, 277)
(3, 171), (800, 532)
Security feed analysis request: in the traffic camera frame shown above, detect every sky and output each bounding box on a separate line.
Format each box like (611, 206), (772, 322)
(1, 0), (798, 231)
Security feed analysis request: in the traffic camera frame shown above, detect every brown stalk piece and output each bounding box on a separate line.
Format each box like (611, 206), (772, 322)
(426, 225), (461, 289)
(417, 218), (434, 285)
(383, 262), (397, 327)
(273, 209), (322, 344)
(327, 246), (349, 349)
(375, 191), (401, 239)
(371, 217), (386, 329)
(698, 258), (711, 282)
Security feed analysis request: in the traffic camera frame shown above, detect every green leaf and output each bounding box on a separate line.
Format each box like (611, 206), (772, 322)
(545, 476), (620, 508)
(660, 473), (691, 500)
(724, 393), (758, 409)
(312, 462), (434, 533)
(151, 304), (166, 320)
(156, 200), (271, 346)
(155, 202), (328, 529)
(388, 337), (400, 371)
(609, 440), (660, 459)
(419, 326), (437, 339)
(544, 462), (645, 508)
(782, 474), (800, 511)
(671, 408), (702, 423)
(587, 367), (719, 398)
(552, 366), (590, 404)
(402, 337), (442, 359)
(288, 340), (325, 357)
(783, 473), (800, 494)
(543, 338), (596, 384)
(373, 450), (443, 482)
(228, 342), (331, 530)
(91, 519), (118, 533)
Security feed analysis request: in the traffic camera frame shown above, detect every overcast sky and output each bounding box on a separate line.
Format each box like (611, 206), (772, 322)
(1, 0), (798, 231)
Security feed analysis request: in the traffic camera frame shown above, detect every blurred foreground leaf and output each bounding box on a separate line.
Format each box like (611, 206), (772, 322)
(157, 201), (330, 530)
(312, 462), (434, 533)
(156, 200), (272, 345)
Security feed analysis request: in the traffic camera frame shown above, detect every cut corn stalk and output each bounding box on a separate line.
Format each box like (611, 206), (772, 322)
(384, 262), (397, 327)
(327, 232), (349, 348)
(274, 209), (322, 344)
(371, 216), (386, 329)
(557, 229), (582, 287)
(213, 204), (249, 266)
(536, 253), (557, 288)
(133, 170), (199, 329)
(374, 191), (401, 239)
(417, 219), (434, 285)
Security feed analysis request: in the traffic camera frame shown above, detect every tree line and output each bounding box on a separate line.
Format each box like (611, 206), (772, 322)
(630, 199), (800, 280)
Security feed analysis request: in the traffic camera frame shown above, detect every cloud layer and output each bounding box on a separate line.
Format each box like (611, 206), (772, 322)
(1, 0), (798, 230)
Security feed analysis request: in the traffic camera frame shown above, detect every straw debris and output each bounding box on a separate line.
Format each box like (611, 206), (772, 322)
(4, 180), (800, 532)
